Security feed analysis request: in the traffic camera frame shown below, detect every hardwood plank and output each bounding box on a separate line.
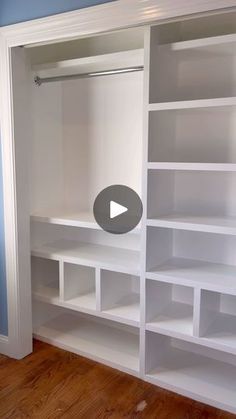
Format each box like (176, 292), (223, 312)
(0, 340), (233, 419)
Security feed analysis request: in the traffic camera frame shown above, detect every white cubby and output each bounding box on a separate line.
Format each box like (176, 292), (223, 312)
(63, 263), (96, 311)
(199, 290), (236, 352)
(33, 302), (140, 375)
(146, 280), (194, 336)
(146, 227), (236, 292)
(31, 256), (60, 302)
(145, 332), (236, 414)
(101, 270), (140, 326)
(148, 106), (236, 164)
(148, 169), (236, 220)
(149, 33), (236, 103)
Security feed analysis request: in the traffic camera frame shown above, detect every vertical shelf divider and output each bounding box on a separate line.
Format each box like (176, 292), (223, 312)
(59, 260), (64, 301)
(193, 288), (201, 337)
(96, 267), (101, 312)
(140, 26), (151, 377)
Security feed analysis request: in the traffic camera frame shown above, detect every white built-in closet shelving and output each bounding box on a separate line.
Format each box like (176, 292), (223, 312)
(20, 12), (236, 414)
(144, 14), (236, 414)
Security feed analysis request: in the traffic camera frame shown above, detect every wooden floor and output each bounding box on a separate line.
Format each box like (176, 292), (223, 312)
(0, 340), (234, 419)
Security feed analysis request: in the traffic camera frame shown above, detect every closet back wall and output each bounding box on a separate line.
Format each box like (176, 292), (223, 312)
(0, 0), (115, 335)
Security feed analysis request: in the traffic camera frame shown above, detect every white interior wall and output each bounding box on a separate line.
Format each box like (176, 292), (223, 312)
(149, 107), (236, 163)
(62, 72), (143, 212)
(174, 230), (236, 266)
(174, 171), (236, 216)
(31, 221), (141, 251)
(30, 82), (64, 212)
(30, 73), (143, 214)
(175, 108), (236, 163)
(148, 170), (236, 217)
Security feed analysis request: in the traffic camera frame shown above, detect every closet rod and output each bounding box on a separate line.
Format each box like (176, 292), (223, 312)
(34, 65), (144, 86)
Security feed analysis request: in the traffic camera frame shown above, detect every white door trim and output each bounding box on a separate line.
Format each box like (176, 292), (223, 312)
(0, 0), (235, 358)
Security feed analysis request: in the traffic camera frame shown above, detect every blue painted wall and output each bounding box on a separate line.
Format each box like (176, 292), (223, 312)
(0, 0), (115, 336)
(0, 0), (114, 26)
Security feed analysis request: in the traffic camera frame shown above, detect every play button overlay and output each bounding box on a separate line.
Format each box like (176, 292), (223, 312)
(93, 185), (143, 234)
(110, 201), (128, 219)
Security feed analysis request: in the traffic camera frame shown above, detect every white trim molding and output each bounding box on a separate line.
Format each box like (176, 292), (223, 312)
(0, 0), (235, 359)
(1, 0), (236, 46)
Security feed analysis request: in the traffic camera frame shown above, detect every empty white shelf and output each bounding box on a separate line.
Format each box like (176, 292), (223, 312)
(33, 290), (97, 314)
(102, 293), (140, 326)
(147, 257), (236, 293)
(149, 97), (236, 111)
(34, 313), (139, 375)
(64, 292), (96, 311)
(31, 210), (141, 233)
(32, 240), (140, 275)
(160, 33), (236, 56)
(147, 345), (236, 414)
(33, 49), (144, 79)
(147, 163), (236, 172)
(147, 214), (236, 235)
(146, 301), (193, 337)
(31, 211), (100, 229)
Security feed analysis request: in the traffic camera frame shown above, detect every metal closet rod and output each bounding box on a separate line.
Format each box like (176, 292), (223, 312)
(34, 65), (144, 86)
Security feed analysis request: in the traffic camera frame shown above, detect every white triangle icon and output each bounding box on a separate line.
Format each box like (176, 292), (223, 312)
(110, 201), (128, 219)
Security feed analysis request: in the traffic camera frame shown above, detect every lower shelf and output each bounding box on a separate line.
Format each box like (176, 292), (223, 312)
(102, 293), (140, 324)
(34, 312), (140, 375)
(146, 301), (193, 337)
(33, 282), (59, 302)
(65, 292), (96, 311)
(146, 333), (236, 414)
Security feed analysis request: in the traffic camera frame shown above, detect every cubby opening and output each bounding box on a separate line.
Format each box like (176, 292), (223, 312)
(63, 263), (96, 310)
(146, 227), (236, 292)
(33, 302), (140, 374)
(31, 256), (59, 301)
(149, 14), (236, 104)
(101, 270), (140, 325)
(151, 41), (236, 103)
(146, 279), (194, 336)
(147, 169), (236, 220)
(145, 332), (236, 413)
(200, 290), (236, 351)
(148, 106), (236, 164)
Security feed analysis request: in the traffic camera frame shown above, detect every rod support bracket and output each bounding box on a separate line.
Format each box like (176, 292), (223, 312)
(34, 76), (42, 86)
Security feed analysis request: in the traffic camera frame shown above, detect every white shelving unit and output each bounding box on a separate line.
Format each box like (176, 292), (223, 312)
(143, 17), (236, 415)
(11, 14), (236, 415)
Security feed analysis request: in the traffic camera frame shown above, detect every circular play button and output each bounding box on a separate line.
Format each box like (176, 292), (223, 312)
(93, 185), (143, 234)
